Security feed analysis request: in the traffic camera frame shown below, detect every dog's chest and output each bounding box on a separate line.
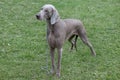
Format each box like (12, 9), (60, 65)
(48, 31), (60, 48)
(47, 24), (65, 48)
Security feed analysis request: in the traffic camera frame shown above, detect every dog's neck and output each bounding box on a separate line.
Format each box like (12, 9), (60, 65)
(46, 19), (55, 33)
(46, 18), (60, 25)
(46, 18), (54, 26)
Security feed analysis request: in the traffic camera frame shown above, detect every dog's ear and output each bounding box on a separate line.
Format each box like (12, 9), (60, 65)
(50, 9), (59, 25)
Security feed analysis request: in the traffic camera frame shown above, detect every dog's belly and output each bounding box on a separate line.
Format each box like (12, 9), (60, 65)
(66, 30), (78, 40)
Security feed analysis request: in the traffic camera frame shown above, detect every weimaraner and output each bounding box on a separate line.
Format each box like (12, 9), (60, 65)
(36, 4), (96, 77)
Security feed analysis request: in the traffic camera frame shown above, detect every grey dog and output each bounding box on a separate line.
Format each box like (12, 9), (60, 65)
(36, 4), (96, 77)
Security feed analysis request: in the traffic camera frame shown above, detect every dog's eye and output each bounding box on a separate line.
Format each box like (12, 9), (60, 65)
(44, 10), (48, 12)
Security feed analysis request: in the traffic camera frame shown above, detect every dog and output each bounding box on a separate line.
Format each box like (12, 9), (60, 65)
(36, 4), (96, 77)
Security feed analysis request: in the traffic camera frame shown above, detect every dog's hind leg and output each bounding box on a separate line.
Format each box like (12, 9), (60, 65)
(68, 35), (78, 51)
(68, 35), (75, 51)
(78, 30), (96, 56)
(74, 35), (78, 51)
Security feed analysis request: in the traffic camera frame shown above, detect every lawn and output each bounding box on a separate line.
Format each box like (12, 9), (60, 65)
(0, 0), (120, 80)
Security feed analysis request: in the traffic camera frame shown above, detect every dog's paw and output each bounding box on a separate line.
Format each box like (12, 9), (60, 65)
(50, 69), (55, 75)
(56, 72), (60, 78)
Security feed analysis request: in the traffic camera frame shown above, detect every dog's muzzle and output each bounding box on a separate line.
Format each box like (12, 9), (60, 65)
(36, 15), (40, 20)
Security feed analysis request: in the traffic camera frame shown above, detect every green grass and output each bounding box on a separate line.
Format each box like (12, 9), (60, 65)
(0, 0), (120, 80)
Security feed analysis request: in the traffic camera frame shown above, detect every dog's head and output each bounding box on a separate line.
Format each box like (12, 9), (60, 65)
(36, 4), (60, 24)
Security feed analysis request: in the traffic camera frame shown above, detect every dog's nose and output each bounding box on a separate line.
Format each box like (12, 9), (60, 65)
(36, 15), (39, 19)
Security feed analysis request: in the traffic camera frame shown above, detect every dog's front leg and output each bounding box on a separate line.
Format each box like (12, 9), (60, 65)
(50, 48), (55, 74)
(56, 48), (62, 77)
